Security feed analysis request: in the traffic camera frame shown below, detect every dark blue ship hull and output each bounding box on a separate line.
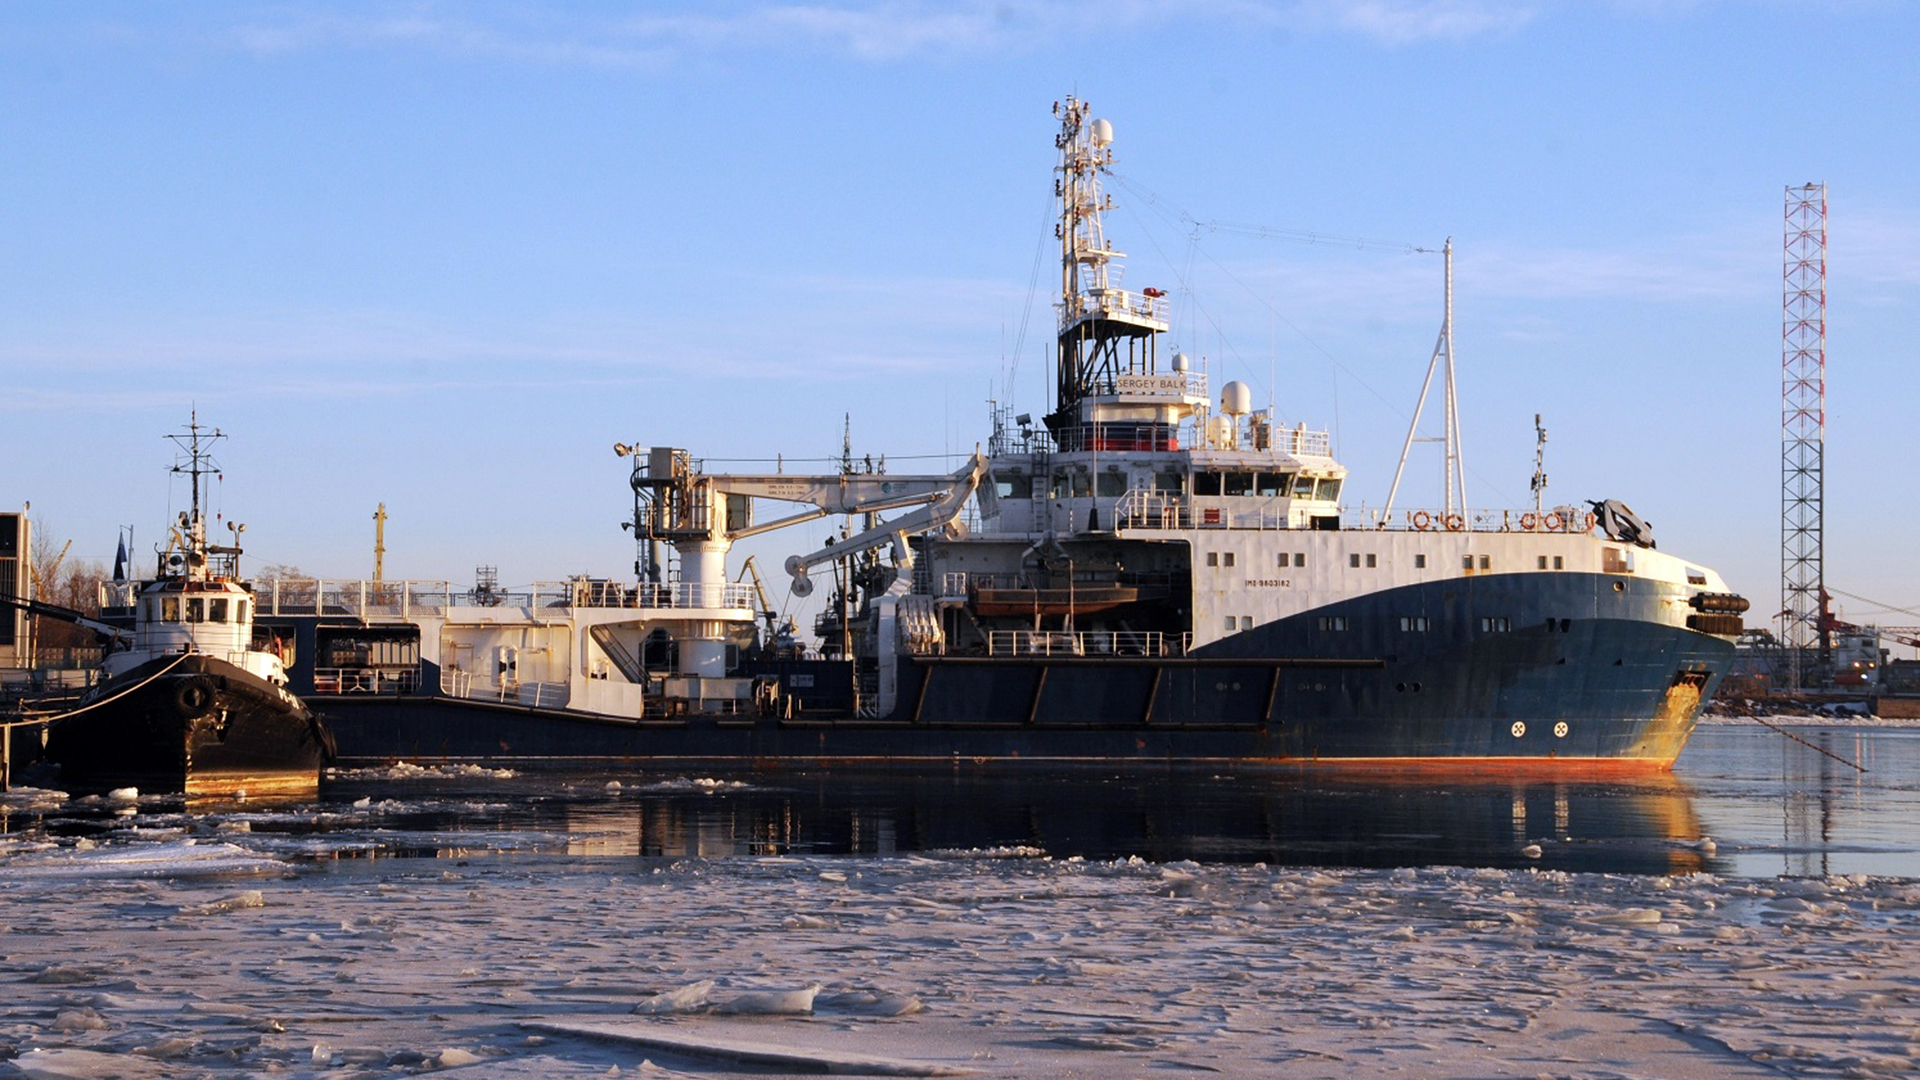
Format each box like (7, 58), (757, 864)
(309, 573), (1734, 774)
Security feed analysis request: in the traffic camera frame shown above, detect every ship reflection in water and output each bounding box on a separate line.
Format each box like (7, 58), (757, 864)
(314, 768), (1716, 876)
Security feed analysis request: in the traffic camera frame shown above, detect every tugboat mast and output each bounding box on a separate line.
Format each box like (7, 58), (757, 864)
(165, 413), (225, 571)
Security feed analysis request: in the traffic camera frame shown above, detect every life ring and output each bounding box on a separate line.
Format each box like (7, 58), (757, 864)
(1520, 512), (1538, 531)
(1442, 513), (1465, 532)
(1411, 511), (1432, 531)
(1584, 512), (1598, 532)
(1544, 511), (1564, 531)
(173, 676), (215, 718)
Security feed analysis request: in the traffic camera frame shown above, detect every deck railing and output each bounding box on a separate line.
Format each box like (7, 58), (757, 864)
(986, 630), (1176, 658)
(255, 578), (755, 618)
(1112, 490), (1600, 535)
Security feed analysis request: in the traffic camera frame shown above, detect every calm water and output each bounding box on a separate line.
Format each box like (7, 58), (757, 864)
(6, 722), (1916, 878)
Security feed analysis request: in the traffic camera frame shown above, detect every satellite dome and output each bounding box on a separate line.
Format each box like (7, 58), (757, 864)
(1090, 119), (1113, 147)
(1221, 381), (1253, 417)
(1170, 352), (1190, 372)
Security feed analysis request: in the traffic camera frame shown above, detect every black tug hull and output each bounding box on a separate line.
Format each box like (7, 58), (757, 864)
(45, 654), (333, 797)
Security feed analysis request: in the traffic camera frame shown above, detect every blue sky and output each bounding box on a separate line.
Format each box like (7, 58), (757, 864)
(4, 1), (1917, 638)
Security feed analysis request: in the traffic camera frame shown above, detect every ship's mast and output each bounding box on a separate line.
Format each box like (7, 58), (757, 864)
(166, 412), (225, 567)
(1048, 97), (1169, 448)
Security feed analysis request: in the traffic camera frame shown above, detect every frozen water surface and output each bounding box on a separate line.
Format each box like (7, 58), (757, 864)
(0, 722), (1915, 1078)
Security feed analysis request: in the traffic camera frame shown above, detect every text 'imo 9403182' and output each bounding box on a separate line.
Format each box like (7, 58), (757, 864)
(260, 98), (1746, 773)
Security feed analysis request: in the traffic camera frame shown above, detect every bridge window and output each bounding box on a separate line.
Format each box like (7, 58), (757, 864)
(1193, 472), (1222, 496)
(237, 600), (249, 623)
(993, 473), (1033, 499)
(161, 597), (180, 622)
(1317, 478), (1343, 502)
(209, 598), (229, 623)
(1155, 471), (1185, 493)
(1257, 472), (1292, 496)
(1292, 475), (1317, 498)
(1223, 472), (1255, 496)
(1097, 472), (1127, 498)
(187, 598), (205, 623)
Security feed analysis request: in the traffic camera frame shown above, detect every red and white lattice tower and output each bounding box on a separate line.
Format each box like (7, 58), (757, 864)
(1781, 183), (1828, 692)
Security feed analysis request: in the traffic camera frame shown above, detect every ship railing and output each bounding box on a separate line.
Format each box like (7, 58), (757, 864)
(1347, 506), (1601, 534)
(1113, 490), (1192, 531)
(255, 578), (756, 618)
(1060, 287), (1171, 328)
(438, 669), (567, 709)
(987, 630), (1173, 658)
(313, 666), (420, 695)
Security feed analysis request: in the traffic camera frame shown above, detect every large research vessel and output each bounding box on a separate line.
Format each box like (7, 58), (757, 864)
(272, 99), (1745, 772)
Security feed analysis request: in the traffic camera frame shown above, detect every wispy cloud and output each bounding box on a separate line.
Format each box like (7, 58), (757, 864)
(205, 1), (1548, 69)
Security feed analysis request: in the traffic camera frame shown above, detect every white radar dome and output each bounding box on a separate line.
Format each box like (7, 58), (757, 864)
(1091, 119), (1113, 147)
(1221, 380), (1253, 417)
(1170, 352), (1190, 372)
(1208, 414), (1234, 448)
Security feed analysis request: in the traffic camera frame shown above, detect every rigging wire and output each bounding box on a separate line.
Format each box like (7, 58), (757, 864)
(1110, 171), (1526, 509)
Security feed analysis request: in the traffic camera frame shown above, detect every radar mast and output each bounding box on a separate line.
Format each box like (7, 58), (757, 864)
(1048, 97), (1171, 448)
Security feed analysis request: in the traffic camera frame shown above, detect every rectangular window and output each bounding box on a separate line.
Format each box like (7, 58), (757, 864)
(1193, 472), (1223, 496)
(1316, 616), (1348, 632)
(1478, 616), (1512, 633)
(1365, 553), (1377, 568)
(1553, 556), (1564, 570)
(162, 597), (180, 622)
(1294, 553), (1307, 567)
(1292, 475), (1318, 498)
(993, 473), (1033, 499)
(1096, 472), (1127, 498)
(1241, 616), (1254, 630)
(1225, 616), (1237, 631)
(1155, 471), (1185, 493)
(237, 600), (249, 624)
(187, 598), (205, 623)
(1479, 555), (1491, 571)
(1071, 473), (1093, 497)
(1256, 472), (1291, 497)
(1350, 553), (1361, 568)
(1399, 616), (1429, 632)
(1463, 554), (1474, 570)
(208, 598), (229, 623)
(1415, 554), (1427, 569)
(1206, 552), (1219, 567)
(1224, 472), (1255, 496)
(1223, 552), (1236, 567)
(1316, 478), (1343, 502)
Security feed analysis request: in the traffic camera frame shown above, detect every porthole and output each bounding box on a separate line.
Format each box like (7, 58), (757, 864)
(1510, 721), (1527, 738)
(1553, 721), (1569, 738)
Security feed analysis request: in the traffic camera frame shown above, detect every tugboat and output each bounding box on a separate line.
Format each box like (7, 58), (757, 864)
(14, 417), (332, 797)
